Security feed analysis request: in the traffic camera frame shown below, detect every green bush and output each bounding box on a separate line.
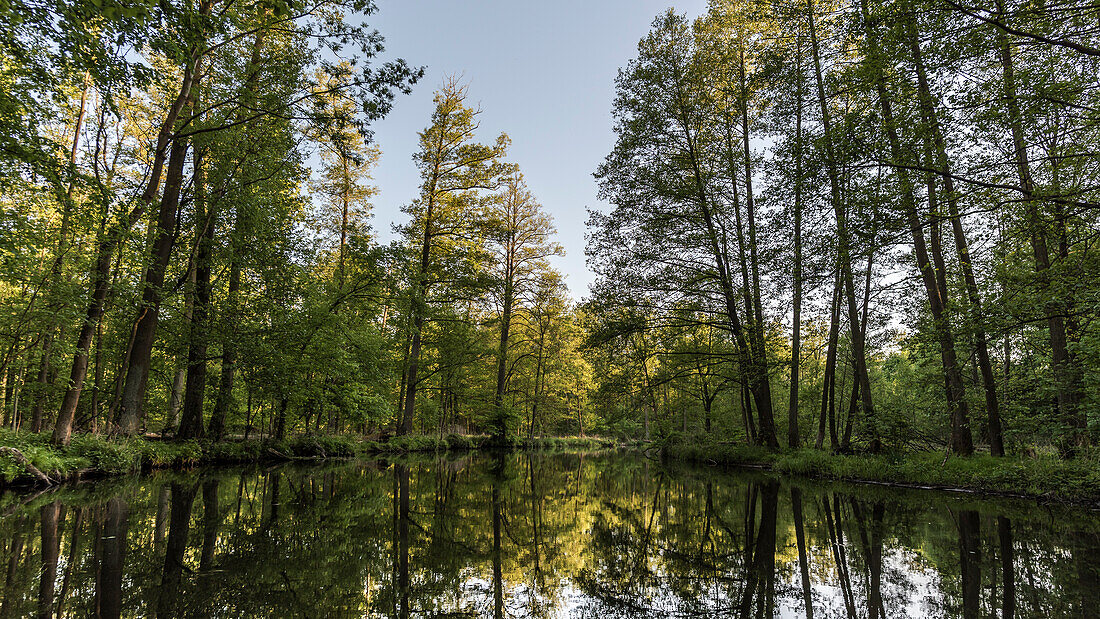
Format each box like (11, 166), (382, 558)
(288, 435), (358, 458)
(517, 436), (608, 451)
(67, 435), (141, 474)
(204, 440), (264, 462)
(443, 434), (474, 450)
(136, 440), (203, 468)
(386, 435), (444, 452)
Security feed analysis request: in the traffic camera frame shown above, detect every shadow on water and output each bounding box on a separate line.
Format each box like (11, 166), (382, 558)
(0, 451), (1095, 617)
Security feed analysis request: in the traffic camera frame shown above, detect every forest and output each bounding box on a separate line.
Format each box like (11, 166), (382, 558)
(0, 0), (1098, 468)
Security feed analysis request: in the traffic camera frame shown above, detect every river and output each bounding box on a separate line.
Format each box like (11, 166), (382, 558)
(0, 450), (1094, 617)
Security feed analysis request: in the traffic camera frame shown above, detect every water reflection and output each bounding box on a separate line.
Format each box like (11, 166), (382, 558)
(0, 452), (1094, 617)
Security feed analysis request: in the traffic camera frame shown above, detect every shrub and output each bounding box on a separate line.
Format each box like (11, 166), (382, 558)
(204, 440), (264, 462)
(67, 435), (141, 474)
(288, 435), (358, 458)
(387, 435), (443, 452)
(137, 440), (203, 468)
(443, 434), (473, 450)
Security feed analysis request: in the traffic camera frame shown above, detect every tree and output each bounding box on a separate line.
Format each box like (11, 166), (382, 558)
(592, 10), (779, 449)
(309, 62), (382, 287)
(398, 78), (511, 436)
(489, 174), (562, 441)
(43, 0), (419, 444)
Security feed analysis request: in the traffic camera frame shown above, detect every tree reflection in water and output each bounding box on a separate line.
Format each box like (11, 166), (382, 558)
(0, 452), (1093, 617)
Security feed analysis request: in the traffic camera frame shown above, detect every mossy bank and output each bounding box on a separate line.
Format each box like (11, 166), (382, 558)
(0, 431), (612, 488)
(664, 440), (1100, 506)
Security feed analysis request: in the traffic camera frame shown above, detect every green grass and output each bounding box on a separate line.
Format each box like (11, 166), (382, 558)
(0, 431), (344, 484)
(517, 436), (613, 451)
(0, 431), (618, 486)
(359, 434), (613, 453)
(0, 430), (206, 482)
(358, 434), (460, 454)
(663, 439), (1100, 504)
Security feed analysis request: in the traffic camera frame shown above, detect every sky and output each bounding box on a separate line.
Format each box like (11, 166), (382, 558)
(362, 0), (708, 299)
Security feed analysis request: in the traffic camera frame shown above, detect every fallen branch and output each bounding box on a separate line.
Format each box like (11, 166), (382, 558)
(0, 447), (53, 485)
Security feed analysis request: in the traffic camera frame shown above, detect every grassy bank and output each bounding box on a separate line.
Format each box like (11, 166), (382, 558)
(664, 440), (1100, 505)
(0, 430), (614, 487)
(360, 434), (612, 454)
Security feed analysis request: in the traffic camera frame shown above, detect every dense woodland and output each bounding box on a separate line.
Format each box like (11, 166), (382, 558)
(0, 0), (1098, 456)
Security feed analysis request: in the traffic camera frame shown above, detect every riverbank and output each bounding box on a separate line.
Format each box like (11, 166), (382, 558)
(664, 440), (1100, 505)
(15, 430), (1091, 506)
(0, 430), (612, 487)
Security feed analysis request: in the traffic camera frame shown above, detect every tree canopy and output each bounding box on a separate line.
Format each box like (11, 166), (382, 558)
(0, 0), (1097, 458)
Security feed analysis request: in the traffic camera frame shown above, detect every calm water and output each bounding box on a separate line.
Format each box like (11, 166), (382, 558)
(0, 451), (1096, 618)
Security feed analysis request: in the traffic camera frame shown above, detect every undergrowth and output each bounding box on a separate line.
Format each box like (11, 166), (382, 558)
(0, 431), (617, 485)
(663, 439), (1100, 503)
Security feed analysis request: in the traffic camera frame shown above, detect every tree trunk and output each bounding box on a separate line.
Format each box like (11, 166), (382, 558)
(52, 56), (201, 445)
(737, 37), (779, 450)
(906, 15), (1004, 455)
(530, 342), (545, 440)
(492, 256), (514, 442)
(164, 360), (188, 434)
(742, 383), (756, 445)
(273, 397), (288, 440)
(818, 267), (841, 450)
(860, 0), (973, 454)
(808, 0), (878, 451)
(789, 31), (805, 449)
(841, 371), (857, 451)
(994, 0), (1085, 451)
(179, 143), (211, 440)
(400, 185), (438, 436)
(116, 122), (191, 435)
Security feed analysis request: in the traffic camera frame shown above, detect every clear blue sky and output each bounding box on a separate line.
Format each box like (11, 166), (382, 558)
(364, 0), (707, 298)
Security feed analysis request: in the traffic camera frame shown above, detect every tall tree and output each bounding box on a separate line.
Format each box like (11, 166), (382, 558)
(592, 11), (779, 449)
(858, 0), (974, 454)
(788, 20), (806, 448)
(398, 79), (510, 436)
(489, 174), (562, 441)
(805, 0), (878, 452)
(902, 9), (1004, 455)
(993, 0), (1087, 451)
